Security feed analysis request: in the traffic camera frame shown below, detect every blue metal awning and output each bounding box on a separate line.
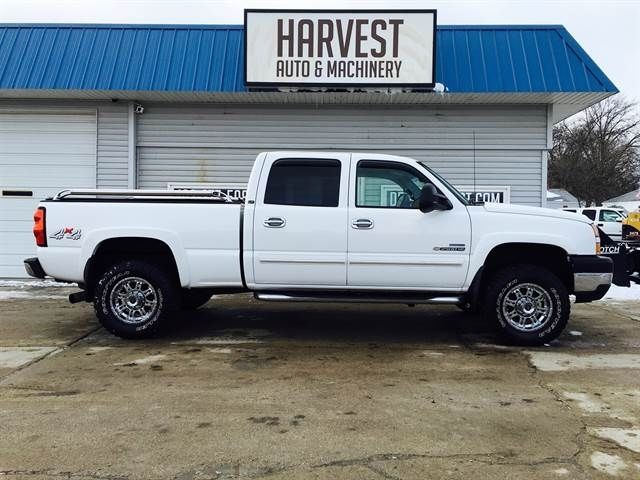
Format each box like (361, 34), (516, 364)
(0, 23), (616, 95)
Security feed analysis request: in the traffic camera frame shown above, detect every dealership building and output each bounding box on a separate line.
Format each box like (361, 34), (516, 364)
(0, 12), (618, 277)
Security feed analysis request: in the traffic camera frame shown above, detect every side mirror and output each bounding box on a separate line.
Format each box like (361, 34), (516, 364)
(418, 184), (437, 213)
(418, 184), (452, 213)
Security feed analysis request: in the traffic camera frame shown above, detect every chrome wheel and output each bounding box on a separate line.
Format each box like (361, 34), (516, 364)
(109, 276), (158, 324)
(501, 282), (552, 332)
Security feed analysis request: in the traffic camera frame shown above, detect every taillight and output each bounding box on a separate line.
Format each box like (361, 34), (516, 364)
(591, 223), (601, 254)
(33, 207), (47, 247)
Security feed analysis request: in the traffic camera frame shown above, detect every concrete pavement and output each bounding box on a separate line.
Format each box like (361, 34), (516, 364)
(0, 287), (639, 479)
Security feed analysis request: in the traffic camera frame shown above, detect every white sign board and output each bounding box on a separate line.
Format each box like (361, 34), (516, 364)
(167, 183), (247, 201)
(457, 186), (511, 204)
(170, 183), (511, 205)
(244, 9), (437, 87)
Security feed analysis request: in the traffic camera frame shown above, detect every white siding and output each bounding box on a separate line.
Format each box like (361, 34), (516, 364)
(97, 103), (129, 188)
(137, 104), (546, 205)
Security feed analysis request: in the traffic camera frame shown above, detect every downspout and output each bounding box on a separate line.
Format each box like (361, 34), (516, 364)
(542, 104), (554, 208)
(127, 102), (137, 189)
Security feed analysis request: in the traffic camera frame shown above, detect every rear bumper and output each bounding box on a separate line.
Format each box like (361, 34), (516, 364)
(570, 255), (613, 302)
(24, 257), (46, 279)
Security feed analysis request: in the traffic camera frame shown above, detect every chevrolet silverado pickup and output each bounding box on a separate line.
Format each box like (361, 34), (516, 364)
(25, 151), (614, 345)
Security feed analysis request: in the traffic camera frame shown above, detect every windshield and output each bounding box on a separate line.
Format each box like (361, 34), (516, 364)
(418, 162), (470, 206)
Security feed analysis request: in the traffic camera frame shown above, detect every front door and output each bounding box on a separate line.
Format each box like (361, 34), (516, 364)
(252, 153), (350, 286)
(347, 157), (471, 290)
(597, 209), (624, 240)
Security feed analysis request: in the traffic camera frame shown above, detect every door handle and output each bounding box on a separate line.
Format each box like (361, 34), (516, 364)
(351, 218), (374, 229)
(597, 223), (604, 227)
(264, 217), (286, 228)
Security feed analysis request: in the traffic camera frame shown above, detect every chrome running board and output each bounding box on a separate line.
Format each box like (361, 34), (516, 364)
(254, 292), (462, 305)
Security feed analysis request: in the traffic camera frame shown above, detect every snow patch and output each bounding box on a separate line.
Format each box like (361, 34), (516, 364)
(562, 392), (609, 414)
(421, 351), (444, 357)
(526, 352), (640, 371)
(547, 191), (562, 200)
(0, 279), (74, 288)
(114, 354), (166, 366)
(0, 290), (67, 300)
(601, 283), (640, 301)
(0, 347), (58, 368)
(569, 330), (583, 336)
(553, 467), (569, 475)
(590, 427), (640, 453)
(590, 451), (627, 476)
(190, 338), (263, 345)
(207, 347), (232, 354)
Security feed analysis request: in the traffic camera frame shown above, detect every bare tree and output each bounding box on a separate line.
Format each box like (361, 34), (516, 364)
(548, 97), (640, 206)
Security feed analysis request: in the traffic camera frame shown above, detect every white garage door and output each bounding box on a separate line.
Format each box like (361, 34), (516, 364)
(0, 110), (96, 278)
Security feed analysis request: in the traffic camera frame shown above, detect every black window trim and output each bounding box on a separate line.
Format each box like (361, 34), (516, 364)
(263, 157), (343, 208)
(582, 209), (597, 220)
(354, 159), (431, 210)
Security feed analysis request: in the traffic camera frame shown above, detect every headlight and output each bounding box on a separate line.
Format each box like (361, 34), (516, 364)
(591, 223), (601, 254)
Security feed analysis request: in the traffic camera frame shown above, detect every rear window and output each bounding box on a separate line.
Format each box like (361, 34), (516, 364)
(582, 209), (596, 221)
(264, 159), (341, 207)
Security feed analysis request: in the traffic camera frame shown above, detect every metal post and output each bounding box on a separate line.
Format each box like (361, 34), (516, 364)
(127, 102), (137, 189)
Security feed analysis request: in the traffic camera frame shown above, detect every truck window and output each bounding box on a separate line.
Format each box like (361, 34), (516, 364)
(356, 160), (430, 208)
(599, 210), (622, 222)
(581, 209), (596, 221)
(264, 159), (341, 207)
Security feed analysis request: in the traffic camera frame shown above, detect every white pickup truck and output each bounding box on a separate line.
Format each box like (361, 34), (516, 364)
(25, 151), (613, 345)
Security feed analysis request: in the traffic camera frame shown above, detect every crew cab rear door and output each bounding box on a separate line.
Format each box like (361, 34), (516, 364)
(252, 152), (350, 286)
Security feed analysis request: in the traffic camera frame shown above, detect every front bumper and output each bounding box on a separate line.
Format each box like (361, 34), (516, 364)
(24, 257), (46, 279)
(570, 255), (613, 303)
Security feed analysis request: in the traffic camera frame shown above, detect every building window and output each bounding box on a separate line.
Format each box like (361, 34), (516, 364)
(264, 159), (341, 207)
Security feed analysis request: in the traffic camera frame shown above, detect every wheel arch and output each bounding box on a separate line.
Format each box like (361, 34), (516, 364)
(467, 242), (572, 308)
(84, 236), (186, 297)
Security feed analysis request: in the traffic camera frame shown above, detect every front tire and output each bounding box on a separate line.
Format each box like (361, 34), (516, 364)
(94, 260), (179, 339)
(483, 265), (570, 346)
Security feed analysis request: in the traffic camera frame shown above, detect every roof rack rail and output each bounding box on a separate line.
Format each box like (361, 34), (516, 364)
(52, 189), (241, 202)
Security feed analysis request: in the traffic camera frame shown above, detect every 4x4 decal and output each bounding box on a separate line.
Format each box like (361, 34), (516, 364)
(49, 227), (82, 240)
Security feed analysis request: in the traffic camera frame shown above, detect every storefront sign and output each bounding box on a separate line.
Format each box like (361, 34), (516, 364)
(244, 9), (437, 87)
(457, 186), (511, 204)
(169, 183), (511, 204)
(167, 183), (247, 201)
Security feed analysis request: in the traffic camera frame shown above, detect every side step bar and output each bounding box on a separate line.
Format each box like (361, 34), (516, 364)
(255, 292), (462, 305)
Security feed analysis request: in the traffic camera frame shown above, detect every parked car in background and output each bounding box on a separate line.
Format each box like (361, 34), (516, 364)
(563, 207), (626, 240)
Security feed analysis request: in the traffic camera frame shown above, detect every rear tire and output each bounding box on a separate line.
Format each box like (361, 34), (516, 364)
(483, 264), (570, 346)
(94, 260), (179, 339)
(181, 289), (214, 310)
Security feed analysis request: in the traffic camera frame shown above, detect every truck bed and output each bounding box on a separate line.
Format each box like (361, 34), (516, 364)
(38, 199), (244, 287)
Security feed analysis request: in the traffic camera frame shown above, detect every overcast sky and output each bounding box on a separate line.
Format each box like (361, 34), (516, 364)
(1, 0), (638, 102)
